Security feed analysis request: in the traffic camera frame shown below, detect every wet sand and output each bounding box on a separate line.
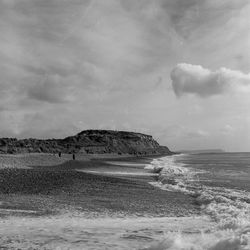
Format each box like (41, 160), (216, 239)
(0, 153), (204, 249)
(0, 153), (199, 217)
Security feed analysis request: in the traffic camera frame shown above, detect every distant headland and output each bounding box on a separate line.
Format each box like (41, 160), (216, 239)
(177, 149), (224, 154)
(0, 130), (172, 156)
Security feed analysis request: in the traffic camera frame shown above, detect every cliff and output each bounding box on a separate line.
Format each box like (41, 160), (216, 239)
(0, 130), (172, 155)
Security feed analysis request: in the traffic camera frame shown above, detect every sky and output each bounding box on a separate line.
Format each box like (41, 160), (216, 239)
(0, 0), (250, 152)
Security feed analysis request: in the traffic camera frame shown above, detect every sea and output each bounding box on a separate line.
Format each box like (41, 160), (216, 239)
(146, 152), (250, 250)
(1, 152), (250, 249)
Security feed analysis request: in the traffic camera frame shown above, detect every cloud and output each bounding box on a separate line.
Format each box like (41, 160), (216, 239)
(0, 0), (250, 151)
(171, 63), (250, 97)
(158, 124), (209, 139)
(27, 74), (71, 103)
(220, 124), (234, 135)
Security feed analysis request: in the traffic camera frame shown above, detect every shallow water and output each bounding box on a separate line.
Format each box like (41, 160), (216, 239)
(0, 214), (212, 250)
(146, 153), (250, 249)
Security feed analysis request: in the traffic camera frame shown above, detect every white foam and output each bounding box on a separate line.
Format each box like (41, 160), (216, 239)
(106, 161), (147, 167)
(144, 155), (192, 176)
(145, 155), (199, 195)
(0, 215), (212, 250)
(145, 154), (250, 249)
(143, 230), (250, 250)
(77, 169), (159, 176)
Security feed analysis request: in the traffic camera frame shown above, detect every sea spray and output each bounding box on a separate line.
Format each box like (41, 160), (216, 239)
(142, 231), (249, 250)
(0, 215), (212, 250)
(144, 154), (250, 250)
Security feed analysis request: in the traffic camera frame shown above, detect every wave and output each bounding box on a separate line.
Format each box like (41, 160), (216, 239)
(142, 230), (249, 250)
(144, 154), (250, 250)
(77, 169), (159, 176)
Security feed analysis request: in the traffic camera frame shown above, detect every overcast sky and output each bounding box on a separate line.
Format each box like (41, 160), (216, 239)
(0, 0), (250, 151)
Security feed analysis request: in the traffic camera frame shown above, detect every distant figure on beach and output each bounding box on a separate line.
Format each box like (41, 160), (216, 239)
(72, 154), (75, 160)
(58, 152), (61, 157)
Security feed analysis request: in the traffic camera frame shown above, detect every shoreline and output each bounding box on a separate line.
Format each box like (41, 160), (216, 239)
(1, 153), (250, 249)
(0, 153), (199, 218)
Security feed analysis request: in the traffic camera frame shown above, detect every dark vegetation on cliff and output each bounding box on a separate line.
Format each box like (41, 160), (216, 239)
(0, 130), (172, 155)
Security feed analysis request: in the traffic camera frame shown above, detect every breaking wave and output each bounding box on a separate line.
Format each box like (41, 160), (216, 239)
(144, 155), (250, 250)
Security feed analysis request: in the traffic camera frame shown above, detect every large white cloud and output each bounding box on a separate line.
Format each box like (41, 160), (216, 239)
(171, 63), (250, 97)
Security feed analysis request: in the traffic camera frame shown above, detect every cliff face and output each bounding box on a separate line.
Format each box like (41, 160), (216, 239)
(0, 130), (172, 155)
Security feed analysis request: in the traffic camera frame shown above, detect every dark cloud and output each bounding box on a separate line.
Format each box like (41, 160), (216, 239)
(27, 74), (70, 103)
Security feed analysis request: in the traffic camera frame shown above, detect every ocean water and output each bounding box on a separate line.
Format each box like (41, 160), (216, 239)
(1, 153), (250, 249)
(147, 152), (250, 250)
